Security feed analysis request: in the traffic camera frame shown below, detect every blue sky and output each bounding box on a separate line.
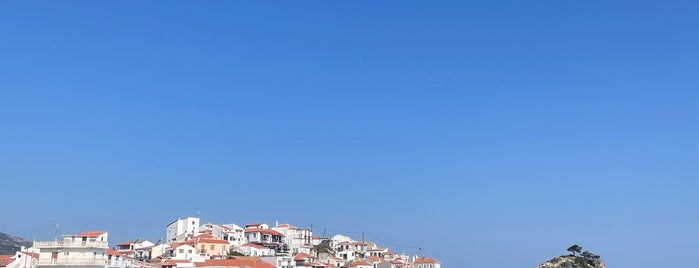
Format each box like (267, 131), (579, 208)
(1, 1), (698, 267)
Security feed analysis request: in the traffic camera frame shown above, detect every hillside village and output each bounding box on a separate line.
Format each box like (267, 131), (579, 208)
(0, 216), (440, 268)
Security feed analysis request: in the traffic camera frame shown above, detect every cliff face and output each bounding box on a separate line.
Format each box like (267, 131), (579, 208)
(535, 255), (606, 268)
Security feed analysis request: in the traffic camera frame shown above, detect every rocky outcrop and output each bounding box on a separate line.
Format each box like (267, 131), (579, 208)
(535, 255), (605, 268)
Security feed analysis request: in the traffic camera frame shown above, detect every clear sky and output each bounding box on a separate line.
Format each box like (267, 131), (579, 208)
(1, 1), (698, 267)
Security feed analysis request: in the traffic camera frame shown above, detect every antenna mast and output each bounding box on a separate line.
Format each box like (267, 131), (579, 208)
(54, 224), (60, 242)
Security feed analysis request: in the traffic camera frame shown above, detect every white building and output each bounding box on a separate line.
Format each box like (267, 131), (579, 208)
(239, 244), (274, 257)
(199, 223), (246, 249)
(169, 244), (196, 261)
(244, 225), (284, 251)
(410, 257), (440, 268)
(2, 247), (39, 268)
(149, 242), (170, 261)
(33, 231), (125, 268)
(167, 217), (200, 242)
(335, 241), (363, 262)
(272, 224), (312, 256)
(261, 256), (296, 268)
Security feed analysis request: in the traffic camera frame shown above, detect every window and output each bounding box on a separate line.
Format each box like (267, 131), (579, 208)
(179, 249), (184, 254)
(188, 250), (192, 253)
(210, 245), (215, 250)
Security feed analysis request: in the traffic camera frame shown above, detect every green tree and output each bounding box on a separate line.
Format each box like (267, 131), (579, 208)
(227, 249), (247, 257)
(566, 244), (582, 256)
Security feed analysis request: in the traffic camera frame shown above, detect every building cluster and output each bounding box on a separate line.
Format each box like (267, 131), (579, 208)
(0, 216), (440, 268)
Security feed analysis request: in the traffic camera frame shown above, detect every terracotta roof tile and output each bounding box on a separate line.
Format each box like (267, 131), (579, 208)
(368, 256), (383, 262)
(294, 253), (314, 261)
(274, 224), (297, 230)
(78, 231), (107, 237)
(19, 252), (39, 259)
(0, 256), (14, 267)
(107, 249), (122, 256)
(304, 262), (327, 267)
(413, 257), (439, 264)
(244, 228), (284, 236)
(197, 259), (275, 268)
(350, 261), (372, 267)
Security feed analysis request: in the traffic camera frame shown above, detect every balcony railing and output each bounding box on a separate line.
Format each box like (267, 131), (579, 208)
(37, 259), (107, 266)
(34, 241), (109, 248)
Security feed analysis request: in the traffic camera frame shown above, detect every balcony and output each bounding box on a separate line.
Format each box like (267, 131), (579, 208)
(37, 259), (107, 266)
(34, 241), (109, 248)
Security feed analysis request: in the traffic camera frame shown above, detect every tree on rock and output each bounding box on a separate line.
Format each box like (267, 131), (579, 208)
(566, 244), (582, 256)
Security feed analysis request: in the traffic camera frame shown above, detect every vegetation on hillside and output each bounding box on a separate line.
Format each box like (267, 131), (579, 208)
(565, 244), (602, 267)
(537, 244), (604, 268)
(0, 232), (31, 255)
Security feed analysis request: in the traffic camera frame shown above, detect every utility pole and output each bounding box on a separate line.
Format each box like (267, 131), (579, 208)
(362, 231), (365, 256)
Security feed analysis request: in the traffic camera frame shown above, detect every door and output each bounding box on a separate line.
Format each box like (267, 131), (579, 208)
(51, 252), (58, 264)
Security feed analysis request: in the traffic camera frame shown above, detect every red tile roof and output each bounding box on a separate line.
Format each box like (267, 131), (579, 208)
(350, 261), (372, 267)
(198, 239), (229, 245)
(0, 255), (14, 267)
(117, 241), (134, 246)
(194, 234), (216, 239)
(20, 252), (39, 259)
(244, 228), (284, 236)
(106, 249), (122, 256)
(294, 253), (314, 261)
(175, 235), (228, 245)
(413, 257), (439, 264)
(368, 256), (383, 262)
(304, 262), (327, 267)
(274, 224), (297, 230)
(197, 259), (275, 268)
(78, 231), (107, 237)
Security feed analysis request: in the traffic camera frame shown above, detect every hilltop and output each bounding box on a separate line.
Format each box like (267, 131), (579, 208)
(0, 232), (31, 254)
(535, 245), (605, 268)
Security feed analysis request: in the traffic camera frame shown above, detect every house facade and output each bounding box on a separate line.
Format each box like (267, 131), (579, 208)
(244, 228), (284, 251)
(167, 217), (200, 242)
(33, 231), (119, 268)
(272, 224), (312, 256)
(199, 224), (246, 250)
(239, 244), (273, 257)
(411, 257), (440, 268)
